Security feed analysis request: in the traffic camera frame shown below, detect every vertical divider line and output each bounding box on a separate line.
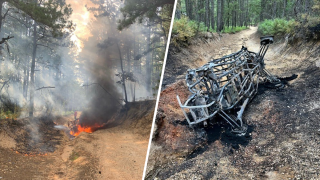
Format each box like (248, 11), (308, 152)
(141, 0), (178, 179)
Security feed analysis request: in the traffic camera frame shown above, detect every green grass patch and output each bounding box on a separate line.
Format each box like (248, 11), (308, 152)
(69, 150), (80, 161)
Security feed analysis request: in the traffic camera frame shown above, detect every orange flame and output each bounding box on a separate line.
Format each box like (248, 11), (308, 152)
(70, 123), (103, 136)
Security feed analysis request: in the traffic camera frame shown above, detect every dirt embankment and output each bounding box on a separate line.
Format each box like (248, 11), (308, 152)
(146, 27), (320, 179)
(0, 100), (155, 180)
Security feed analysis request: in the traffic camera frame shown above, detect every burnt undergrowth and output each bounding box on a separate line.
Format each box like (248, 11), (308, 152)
(1, 115), (64, 155)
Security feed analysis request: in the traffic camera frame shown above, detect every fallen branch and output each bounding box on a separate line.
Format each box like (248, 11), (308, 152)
(0, 80), (10, 93)
(0, 36), (14, 45)
(36, 86), (55, 91)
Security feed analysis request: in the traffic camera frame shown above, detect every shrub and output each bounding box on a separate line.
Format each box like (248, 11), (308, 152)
(172, 16), (197, 44)
(0, 109), (20, 120)
(258, 18), (296, 36)
(171, 16), (209, 45)
(301, 15), (320, 39)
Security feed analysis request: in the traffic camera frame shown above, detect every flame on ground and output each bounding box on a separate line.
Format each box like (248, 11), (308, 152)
(70, 123), (103, 136)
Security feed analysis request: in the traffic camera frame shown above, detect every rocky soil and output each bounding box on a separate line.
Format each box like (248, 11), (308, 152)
(145, 27), (320, 179)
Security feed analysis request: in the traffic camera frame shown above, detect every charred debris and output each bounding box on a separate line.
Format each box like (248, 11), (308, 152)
(177, 36), (296, 135)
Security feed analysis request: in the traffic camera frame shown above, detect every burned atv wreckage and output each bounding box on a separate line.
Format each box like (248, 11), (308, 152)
(177, 36), (284, 135)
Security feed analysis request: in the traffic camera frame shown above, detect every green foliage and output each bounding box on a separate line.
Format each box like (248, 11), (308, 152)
(0, 110), (20, 120)
(118, 0), (174, 31)
(198, 8), (206, 14)
(171, 16), (197, 44)
(258, 18), (296, 36)
(9, 0), (74, 37)
(159, 4), (174, 37)
(222, 26), (249, 33)
(171, 16), (208, 45)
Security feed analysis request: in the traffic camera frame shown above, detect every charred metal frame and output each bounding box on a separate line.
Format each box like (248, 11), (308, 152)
(177, 36), (281, 134)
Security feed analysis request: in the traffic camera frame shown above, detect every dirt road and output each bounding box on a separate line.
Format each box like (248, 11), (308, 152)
(0, 101), (154, 180)
(51, 125), (148, 180)
(146, 27), (320, 179)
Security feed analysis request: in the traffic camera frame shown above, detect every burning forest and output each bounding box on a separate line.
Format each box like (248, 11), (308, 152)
(0, 0), (174, 179)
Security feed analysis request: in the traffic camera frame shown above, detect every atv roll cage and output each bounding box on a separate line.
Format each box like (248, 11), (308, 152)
(177, 36), (282, 134)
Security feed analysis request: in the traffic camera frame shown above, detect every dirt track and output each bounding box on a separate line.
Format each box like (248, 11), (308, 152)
(0, 101), (154, 180)
(146, 27), (320, 179)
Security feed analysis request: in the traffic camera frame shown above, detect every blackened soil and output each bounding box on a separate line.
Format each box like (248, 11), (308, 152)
(162, 50), (189, 89)
(146, 27), (320, 179)
(1, 115), (64, 155)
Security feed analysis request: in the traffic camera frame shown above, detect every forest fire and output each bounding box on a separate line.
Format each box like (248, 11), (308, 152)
(70, 123), (104, 136)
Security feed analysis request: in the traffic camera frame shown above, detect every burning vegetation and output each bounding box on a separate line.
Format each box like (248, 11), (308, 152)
(69, 119), (104, 136)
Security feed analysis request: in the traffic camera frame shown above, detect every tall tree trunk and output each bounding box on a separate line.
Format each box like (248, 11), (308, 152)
(217, 0), (221, 32)
(146, 26), (152, 93)
(305, 0), (310, 14)
(232, 0), (236, 28)
(283, 0), (287, 18)
(185, 0), (192, 20)
(29, 22), (37, 118)
(176, 0), (181, 19)
(133, 82), (136, 102)
(218, 0), (224, 31)
(210, 0), (215, 30)
(226, 0), (229, 27)
(116, 43), (128, 104)
(0, 0), (4, 31)
(23, 63), (28, 99)
(0, 0), (5, 54)
(260, 0), (265, 22)
(127, 46), (131, 72)
(206, 0), (210, 29)
(246, 0), (249, 26)
(133, 28), (139, 74)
